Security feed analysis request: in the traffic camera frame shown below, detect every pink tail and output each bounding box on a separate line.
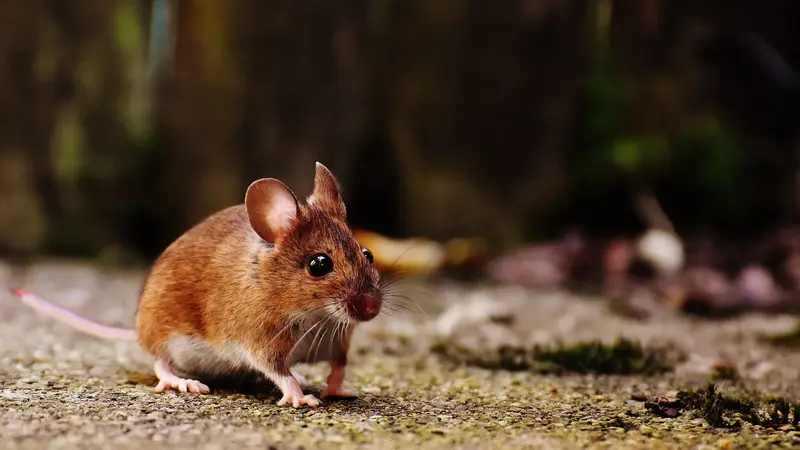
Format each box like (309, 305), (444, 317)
(9, 288), (138, 341)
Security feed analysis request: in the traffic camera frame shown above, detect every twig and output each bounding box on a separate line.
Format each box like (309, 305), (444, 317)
(634, 189), (676, 234)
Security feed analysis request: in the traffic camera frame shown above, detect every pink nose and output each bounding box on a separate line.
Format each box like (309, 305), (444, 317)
(349, 292), (381, 321)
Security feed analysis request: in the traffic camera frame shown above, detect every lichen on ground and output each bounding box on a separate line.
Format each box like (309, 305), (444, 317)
(2, 261), (800, 449)
(761, 325), (800, 348)
(431, 337), (683, 375)
(644, 382), (800, 429)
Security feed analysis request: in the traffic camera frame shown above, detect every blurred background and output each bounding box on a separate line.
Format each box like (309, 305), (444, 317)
(0, 0), (799, 316)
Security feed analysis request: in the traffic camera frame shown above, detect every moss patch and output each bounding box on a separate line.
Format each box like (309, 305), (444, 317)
(761, 325), (800, 348)
(431, 337), (682, 375)
(645, 382), (800, 430)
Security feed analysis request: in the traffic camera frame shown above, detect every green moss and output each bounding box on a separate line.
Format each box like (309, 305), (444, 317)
(533, 338), (679, 375)
(604, 415), (637, 432)
(760, 326), (800, 348)
(431, 337), (680, 375)
(646, 382), (800, 429)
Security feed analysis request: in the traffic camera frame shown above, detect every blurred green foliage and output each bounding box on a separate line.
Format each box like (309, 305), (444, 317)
(0, 0), (797, 263)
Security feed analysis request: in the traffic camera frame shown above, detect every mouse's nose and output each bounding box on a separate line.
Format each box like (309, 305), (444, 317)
(347, 292), (381, 321)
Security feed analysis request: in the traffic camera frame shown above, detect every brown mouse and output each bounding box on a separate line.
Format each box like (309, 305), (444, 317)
(10, 162), (384, 408)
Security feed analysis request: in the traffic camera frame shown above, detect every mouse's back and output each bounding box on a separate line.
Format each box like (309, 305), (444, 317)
(134, 204), (259, 356)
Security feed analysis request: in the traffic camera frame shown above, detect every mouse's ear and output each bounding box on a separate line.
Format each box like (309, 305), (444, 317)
(307, 162), (346, 218)
(245, 178), (300, 243)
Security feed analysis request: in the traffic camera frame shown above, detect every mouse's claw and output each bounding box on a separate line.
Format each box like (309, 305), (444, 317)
(153, 358), (210, 394)
(155, 378), (210, 394)
(277, 393), (321, 408)
(270, 370), (321, 407)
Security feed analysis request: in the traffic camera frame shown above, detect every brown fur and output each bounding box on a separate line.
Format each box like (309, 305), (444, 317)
(135, 163), (381, 384)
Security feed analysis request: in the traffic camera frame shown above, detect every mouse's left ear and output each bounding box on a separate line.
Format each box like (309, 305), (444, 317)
(245, 178), (300, 244)
(307, 162), (346, 219)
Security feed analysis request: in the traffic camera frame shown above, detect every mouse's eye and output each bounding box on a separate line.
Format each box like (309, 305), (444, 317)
(361, 248), (374, 264)
(307, 253), (334, 277)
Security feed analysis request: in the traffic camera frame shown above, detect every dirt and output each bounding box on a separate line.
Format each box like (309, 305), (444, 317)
(1, 259), (800, 449)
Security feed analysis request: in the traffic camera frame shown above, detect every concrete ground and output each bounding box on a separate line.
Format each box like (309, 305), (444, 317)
(1, 259), (800, 449)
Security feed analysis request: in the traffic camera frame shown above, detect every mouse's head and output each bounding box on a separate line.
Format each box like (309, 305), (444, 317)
(245, 162), (383, 324)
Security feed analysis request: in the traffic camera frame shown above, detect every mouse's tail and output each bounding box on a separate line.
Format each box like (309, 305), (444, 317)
(9, 288), (138, 341)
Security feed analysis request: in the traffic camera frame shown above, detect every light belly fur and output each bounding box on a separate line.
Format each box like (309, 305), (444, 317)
(163, 317), (346, 381)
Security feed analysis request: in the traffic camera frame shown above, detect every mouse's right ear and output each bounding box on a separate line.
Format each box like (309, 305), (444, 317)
(245, 178), (300, 243)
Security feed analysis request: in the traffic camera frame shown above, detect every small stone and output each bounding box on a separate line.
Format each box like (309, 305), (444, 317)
(644, 396), (683, 418)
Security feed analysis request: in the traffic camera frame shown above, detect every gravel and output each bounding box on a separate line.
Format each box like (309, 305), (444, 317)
(2, 259), (800, 449)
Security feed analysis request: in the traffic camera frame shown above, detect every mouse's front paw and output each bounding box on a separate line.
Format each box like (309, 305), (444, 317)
(321, 385), (359, 399)
(277, 392), (321, 408)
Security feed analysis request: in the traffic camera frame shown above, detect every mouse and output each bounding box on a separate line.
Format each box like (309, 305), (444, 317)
(9, 162), (384, 408)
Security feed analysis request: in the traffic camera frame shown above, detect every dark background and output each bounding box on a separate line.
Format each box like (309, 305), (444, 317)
(0, 0), (797, 268)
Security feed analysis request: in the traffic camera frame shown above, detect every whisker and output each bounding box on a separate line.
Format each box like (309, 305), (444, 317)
(288, 319), (323, 358)
(380, 305), (413, 319)
(339, 306), (351, 328)
(327, 306), (345, 360)
(264, 313), (307, 349)
(308, 310), (337, 362)
(311, 318), (332, 363)
(282, 304), (329, 349)
(385, 297), (422, 310)
(384, 295), (427, 319)
(379, 309), (399, 319)
(384, 293), (417, 303)
(380, 286), (433, 310)
(384, 282), (433, 299)
(338, 308), (354, 349)
(328, 314), (342, 362)
(382, 300), (413, 312)
(379, 277), (405, 290)
(385, 242), (420, 273)
(384, 303), (415, 313)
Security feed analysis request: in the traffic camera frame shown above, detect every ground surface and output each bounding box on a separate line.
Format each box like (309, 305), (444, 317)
(1, 259), (800, 449)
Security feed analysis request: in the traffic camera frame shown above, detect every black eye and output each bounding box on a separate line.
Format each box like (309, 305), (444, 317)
(307, 253), (334, 277)
(361, 248), (374, 264)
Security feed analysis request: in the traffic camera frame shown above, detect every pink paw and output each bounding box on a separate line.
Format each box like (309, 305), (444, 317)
(277, 392), (321, 408)
(155, 377), (210, 394)
(321, 385), (359, 399)
(153, 358), (210, 394)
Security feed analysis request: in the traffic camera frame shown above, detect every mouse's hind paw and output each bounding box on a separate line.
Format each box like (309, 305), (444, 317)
(153, 358), (210, 394)
(155, 377), (210, 394)
(277, 392), (321, 408)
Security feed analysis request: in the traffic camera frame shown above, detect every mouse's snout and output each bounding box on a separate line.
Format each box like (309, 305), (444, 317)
(346, 292), (382, 321)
